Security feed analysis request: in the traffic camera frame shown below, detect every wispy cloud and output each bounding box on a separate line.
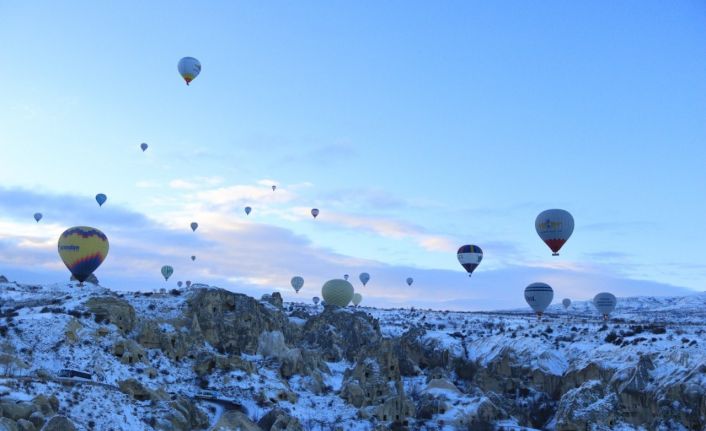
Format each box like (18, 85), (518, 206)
(297, 209), (458, 253)
(0, 186), (698, 310)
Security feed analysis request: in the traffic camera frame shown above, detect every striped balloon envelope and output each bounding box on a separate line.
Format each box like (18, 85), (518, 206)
(593, 292), (617, 320)
(58, 226), (109, 283)
(457, 245), (483, 277)
(161, 265), (174, 281)
(524, 282), (554, 319)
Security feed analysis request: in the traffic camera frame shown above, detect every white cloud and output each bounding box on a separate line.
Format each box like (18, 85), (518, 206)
(169, 179), (198, 190)
(0, 186), (698, 311)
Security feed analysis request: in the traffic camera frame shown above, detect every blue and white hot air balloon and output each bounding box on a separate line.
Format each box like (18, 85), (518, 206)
(457, 245), (483, 277)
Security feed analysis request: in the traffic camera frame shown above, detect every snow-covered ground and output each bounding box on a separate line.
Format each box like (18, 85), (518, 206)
(1, 280), (704, 430)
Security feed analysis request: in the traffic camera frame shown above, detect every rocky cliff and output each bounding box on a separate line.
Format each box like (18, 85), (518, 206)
(0, 279), (704, 430)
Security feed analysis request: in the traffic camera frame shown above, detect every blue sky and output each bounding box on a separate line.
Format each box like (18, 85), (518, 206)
(1, 1), (704, 309)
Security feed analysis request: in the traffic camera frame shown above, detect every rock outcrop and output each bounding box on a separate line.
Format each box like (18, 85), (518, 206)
(261, 292), (283, 309)
(302, 308), (382, 361)
(136, 320), (194, 362)
(113, 339), (148, 365)
(40, 416), (77, 431)
(160, 397), (209, 431)
(554, 380), (618, 430)
(341, 339), (414, 424)
(212, 411), (260, 431)
(86, 296), (136, 333)
(187, 288), (289, 355)
(258, 407), (303, 431)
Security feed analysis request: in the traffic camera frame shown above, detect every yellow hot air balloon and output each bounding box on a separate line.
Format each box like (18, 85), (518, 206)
(321, 279), (354, 307)
(58, 226), (109, 284)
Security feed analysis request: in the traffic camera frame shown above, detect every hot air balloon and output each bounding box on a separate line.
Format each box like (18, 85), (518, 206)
(95, 194), (107, 207)
(33, 213), (42, 223)
(190, 222), (198, 232)
(593, 292), (617, 320)
(177, 281), (183, 288)
(321, 279), (354, 307)
(524, 282), (554, 319)
(352, 293), (362, 307)
(185, 280), (191, 288)
(536, 209), (574, 256)
(311, 208), (319, 219)
(344, 274), (349, 281)
(406, 277), (414, 286)
(140, 143), (148, 152)
(291, 276), (304, 293)
(58, 226), (109, 284)
(312, 296), (320, 306)
(191, 255), (196, 261)
(244, 206), (252, 215)
(457, 245), (483, 277)
(359, 272), (370, 286)
(161, 265), (173, 281)
(272, 185), (277, 191)
(177, 57), (201, 85)
(562, 298), (571, 309)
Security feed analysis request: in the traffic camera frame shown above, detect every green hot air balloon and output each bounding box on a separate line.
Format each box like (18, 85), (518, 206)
(161, 265), (174, 281)
(352, 293), (363, 307)
(291, 276), (304, 293)
(321, 279), (354, 307)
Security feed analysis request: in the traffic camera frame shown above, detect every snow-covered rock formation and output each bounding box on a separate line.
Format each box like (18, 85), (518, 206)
(0, 277), (704, 430)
